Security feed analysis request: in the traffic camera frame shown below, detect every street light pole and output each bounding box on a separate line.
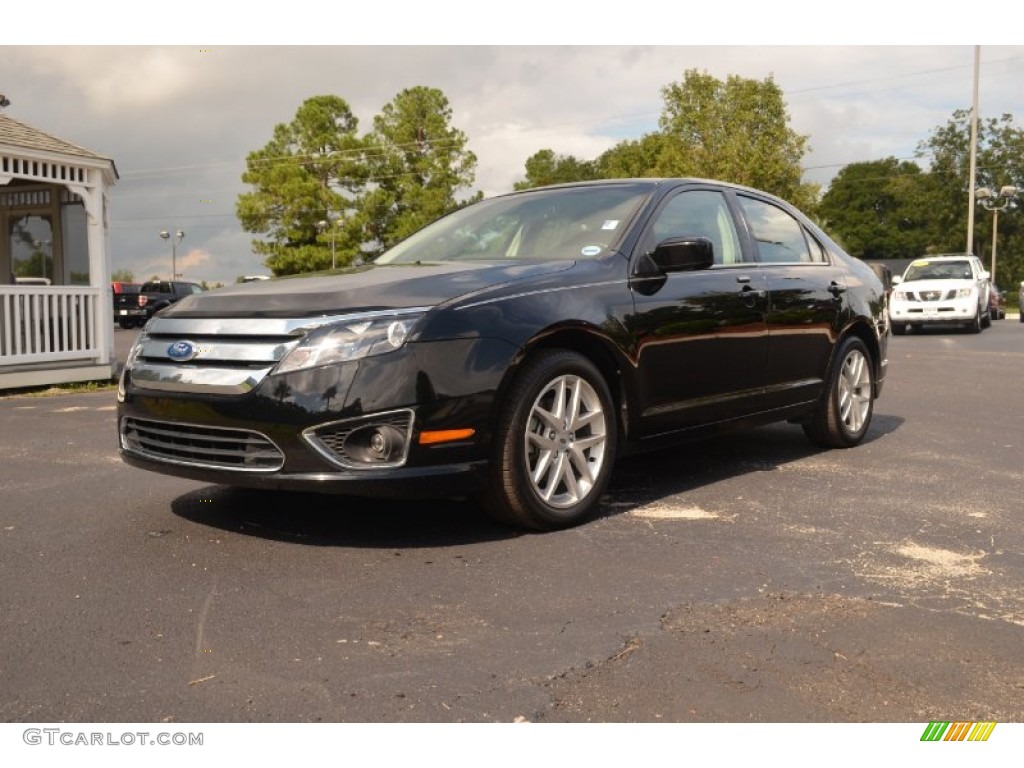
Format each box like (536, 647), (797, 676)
(159, 229), (185, 279)
(317, 219), (338, 270)
(975, 186), (1018, 286)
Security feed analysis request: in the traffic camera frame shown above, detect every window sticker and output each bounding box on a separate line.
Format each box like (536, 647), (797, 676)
(911, 260), (930, 267)
(601, 220), (620, 230)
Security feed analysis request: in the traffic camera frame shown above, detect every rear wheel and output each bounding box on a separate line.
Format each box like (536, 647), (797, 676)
(480, 350), (616, 531)
(803, 336), (874, 449)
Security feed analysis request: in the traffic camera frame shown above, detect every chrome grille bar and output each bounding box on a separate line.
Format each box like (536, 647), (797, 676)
(121, 417), (285, 471)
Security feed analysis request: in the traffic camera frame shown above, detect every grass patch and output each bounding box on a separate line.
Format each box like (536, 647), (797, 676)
(0, 378), (118, 399)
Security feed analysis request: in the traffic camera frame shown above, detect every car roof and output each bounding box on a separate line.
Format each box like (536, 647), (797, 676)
(910, 254), (974, 261)
(524, 177), (769, 194)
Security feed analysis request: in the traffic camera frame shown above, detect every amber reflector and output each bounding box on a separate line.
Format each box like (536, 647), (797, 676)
(418, 428), (476, 445)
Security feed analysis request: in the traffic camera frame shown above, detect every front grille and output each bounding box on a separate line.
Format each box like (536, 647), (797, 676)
(121, 417), (284, 471)
(912, 289), (955, 302)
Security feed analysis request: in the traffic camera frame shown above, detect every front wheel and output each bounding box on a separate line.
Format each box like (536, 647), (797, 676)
(480, 350), (616, 531)
(803, 336), (874, 449)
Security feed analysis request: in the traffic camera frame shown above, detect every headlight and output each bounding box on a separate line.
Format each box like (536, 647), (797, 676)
(275, 310), (428, 374)
(954, 288), (973, 298)
(118, 332), (148, 402)
(122, 332), (147, 373)
(894, 290), (910, 300)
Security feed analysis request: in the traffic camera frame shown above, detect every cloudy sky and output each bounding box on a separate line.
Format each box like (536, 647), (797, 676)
(4, 10), (1021, 285)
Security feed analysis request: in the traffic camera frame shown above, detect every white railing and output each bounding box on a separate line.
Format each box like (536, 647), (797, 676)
(0, 286), (101, 365)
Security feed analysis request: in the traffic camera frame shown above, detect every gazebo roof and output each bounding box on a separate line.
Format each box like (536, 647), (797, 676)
(0, 112), (118, 177)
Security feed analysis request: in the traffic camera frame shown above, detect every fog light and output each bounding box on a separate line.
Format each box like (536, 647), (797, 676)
(342, 424), (406, 464)
(303, 409), (414, 470)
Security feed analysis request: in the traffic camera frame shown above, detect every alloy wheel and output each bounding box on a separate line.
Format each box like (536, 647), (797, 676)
(523, 374), (608, 509)
(838, 348), (872, 434)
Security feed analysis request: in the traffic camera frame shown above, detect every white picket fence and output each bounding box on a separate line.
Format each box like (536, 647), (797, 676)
(0, 285), (101, 365)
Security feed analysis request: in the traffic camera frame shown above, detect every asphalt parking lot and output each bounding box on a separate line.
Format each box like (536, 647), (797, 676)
(2, 322), (1024, 722)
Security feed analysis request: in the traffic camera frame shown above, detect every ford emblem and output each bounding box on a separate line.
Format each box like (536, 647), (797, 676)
(167, 340), (198, 362)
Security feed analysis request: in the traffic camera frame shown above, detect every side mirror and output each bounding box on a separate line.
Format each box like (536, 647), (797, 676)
(892, 275), (903, 286)
(649, 237), (715, 273)
(980, 270), (991, 281)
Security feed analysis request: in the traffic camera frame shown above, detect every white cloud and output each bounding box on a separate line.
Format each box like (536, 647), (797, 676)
(4, 44), (1024, 284)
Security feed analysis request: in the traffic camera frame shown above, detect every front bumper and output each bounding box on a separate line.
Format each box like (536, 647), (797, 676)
(117, 333), (518, 499)
(890, 297), (979, 325)
(119, 445), (489, 498)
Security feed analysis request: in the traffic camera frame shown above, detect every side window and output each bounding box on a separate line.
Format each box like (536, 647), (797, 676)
(646, 190), (743, 265)
(738, 196), (820, 264)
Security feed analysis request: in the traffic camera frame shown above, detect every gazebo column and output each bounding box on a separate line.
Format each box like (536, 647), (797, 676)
(67, 174), (113, 370)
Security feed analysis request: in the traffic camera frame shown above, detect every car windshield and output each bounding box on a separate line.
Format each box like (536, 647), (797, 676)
(903, 259), (973, 281)
(376, 184), (651, 265)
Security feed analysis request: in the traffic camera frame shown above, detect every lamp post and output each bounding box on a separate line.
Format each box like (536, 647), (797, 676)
(317, 218), (339, 270)
(159, 229), (185, 279)
(975, 186), (1018, 286)
(31, 239), (52, 281)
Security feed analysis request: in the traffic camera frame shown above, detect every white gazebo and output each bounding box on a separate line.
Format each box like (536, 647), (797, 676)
(0, 112), (118, 389)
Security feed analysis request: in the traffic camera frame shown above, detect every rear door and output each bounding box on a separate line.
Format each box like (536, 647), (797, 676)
(735, 193), (846, 410)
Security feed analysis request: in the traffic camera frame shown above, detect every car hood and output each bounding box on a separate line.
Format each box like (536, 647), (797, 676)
(162, 261), (575, 318)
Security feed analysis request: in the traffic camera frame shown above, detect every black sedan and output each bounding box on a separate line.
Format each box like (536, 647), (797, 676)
(118, 179), (889, 530)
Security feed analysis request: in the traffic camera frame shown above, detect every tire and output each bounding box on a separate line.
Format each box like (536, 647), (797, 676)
(891, 323), (906, 336)
(802, 336), (874, 449)
(118, 317), (135, 330)
(982, 308), (992, 328)
(480, 350), (616, 531)
(967, 311), (982, 333)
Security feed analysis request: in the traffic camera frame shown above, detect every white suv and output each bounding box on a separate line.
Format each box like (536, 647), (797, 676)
(890, 254), (991, 335)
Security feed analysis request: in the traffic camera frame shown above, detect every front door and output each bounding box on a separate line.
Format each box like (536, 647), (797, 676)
(627, 187), (769, 437)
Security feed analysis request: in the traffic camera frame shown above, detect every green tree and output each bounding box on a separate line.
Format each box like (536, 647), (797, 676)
(917, 110), (1024, 289)
(236, 95), (367, 275)
(111, 268), (135, 283)
(514, 149), (600, 190)
(655, 70), (817, 209)
(595, 133), (668, 178)
(514, 70), (817, 209)
(353, 86), (479, 256)
(818, 158), (938, 260)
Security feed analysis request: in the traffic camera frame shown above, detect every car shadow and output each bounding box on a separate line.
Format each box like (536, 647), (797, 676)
(595, 414), (905, 519)
(170, 415), (905, 545)
(900, 324), (981, 335)
(170, 487), (521, 548)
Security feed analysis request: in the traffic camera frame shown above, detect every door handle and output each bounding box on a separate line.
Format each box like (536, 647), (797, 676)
(739, 284), (766, 300)
(828, 281), (847, 298)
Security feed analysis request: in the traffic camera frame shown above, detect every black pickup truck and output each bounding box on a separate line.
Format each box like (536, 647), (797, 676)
(115, 280), (204, 329)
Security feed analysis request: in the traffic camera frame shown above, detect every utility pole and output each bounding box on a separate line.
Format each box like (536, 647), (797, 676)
(966, 45), (980, 255)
